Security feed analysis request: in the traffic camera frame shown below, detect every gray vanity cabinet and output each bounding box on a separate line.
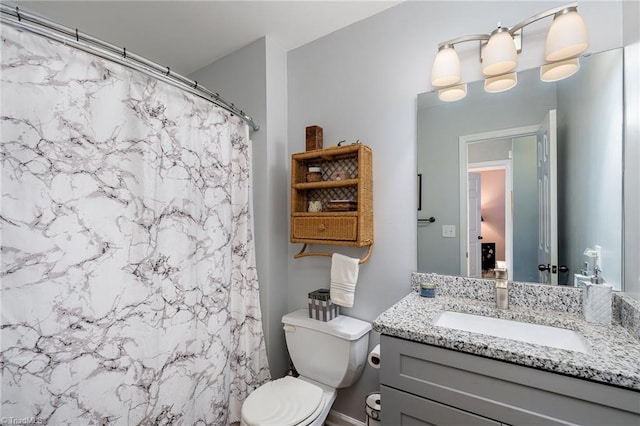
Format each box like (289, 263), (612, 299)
(380, 335), (640, 425)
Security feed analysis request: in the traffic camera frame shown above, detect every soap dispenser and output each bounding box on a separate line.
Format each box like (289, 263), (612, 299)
(582, 266), (612, 325)
(574, 248), (597, 287)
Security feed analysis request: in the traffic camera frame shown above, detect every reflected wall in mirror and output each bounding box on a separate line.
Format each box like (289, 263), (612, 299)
(417, 48), (623, 290)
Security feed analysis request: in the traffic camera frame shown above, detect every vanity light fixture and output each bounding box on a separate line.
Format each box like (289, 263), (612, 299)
(482, 27), (518, 77)
(430, 2), (588, 100)
(438, 83), (467, 102)
(540, 57), (580, 82)
(484, 72), (518, 93)
(545, 7), (589, 61)
(431, 44), (461, 87)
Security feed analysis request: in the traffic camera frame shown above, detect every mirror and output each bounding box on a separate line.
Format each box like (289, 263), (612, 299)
(417, 48), (623, 290)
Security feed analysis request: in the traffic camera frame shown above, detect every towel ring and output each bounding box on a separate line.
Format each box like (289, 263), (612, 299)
(293, 244), (373, 264)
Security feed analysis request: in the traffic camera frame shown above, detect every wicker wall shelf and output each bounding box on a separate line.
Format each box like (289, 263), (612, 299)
(290, 144), (373, 263)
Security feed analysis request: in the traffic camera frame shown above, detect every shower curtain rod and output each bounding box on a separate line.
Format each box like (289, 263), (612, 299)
(0, 4), (260, 132)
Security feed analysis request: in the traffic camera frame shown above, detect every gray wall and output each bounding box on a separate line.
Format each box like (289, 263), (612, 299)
(287, 1), (623, 421)
(556, 49), (623, 289)
(189, 37), (291, 378)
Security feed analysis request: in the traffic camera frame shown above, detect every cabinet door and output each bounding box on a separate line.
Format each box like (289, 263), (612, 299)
(381, 385), (500, 426)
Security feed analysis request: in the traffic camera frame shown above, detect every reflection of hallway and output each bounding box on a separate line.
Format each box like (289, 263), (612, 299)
(466, 134), (541, 283)
(478, 169), (506, 263)
(468, 166), (507, 279)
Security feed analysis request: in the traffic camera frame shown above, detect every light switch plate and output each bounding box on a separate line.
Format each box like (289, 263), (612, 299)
(442, 225), (456, 238)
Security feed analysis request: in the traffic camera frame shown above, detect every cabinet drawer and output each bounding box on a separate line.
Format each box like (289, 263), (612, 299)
(292, 217), (357, 241)
(381, 385), (500, 425)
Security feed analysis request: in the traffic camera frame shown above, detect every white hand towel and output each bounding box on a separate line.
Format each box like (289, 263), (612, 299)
(330, 253), (360, 308)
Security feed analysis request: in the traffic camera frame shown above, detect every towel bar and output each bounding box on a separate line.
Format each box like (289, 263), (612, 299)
(418, 216), (436, 223)
(293, 243), (373, 264)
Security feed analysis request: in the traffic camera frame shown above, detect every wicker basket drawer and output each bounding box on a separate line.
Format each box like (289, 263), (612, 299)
(292, 217), (357, 241)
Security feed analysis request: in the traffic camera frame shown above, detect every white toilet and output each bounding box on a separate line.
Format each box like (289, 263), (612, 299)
(240, 309), (372, 426)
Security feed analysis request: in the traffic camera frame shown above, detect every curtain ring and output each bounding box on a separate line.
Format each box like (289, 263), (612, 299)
(15, 7), (21, 22)
(193, 81), (198, 89)
(166, 67), (170, 76)
(75, 29), (79, 42)
(123, 47), (126, 59)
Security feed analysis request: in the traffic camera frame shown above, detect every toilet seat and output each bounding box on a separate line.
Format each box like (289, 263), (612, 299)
(241, 376), (324, 426)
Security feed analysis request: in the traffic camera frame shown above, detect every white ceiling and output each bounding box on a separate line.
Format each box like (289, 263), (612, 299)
(15, 1), (401, 76)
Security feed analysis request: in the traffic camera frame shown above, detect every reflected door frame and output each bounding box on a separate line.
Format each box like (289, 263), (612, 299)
(467, 171), (482, 277)
(459, 125), (539, 280)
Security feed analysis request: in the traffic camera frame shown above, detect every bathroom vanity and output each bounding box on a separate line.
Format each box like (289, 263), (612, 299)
(373, 274), (640, 425)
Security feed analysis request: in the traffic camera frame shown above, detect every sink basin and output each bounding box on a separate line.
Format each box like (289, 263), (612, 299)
(433, 311), (591, 354)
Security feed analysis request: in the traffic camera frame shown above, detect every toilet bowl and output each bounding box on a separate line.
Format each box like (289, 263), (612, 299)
(240, 309), (371, 426)
(240, 376), (335, 426)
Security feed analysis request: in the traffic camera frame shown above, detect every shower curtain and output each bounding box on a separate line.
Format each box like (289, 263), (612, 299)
(1, 25), (270, 425)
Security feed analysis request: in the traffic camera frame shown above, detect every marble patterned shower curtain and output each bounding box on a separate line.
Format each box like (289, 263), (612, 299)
(1, 25), (270, 425)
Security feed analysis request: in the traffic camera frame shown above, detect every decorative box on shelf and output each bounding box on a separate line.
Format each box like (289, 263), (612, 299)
(306, 166), (323, 182)
(330, 169), (351, 181)
(308, 288), (339, 321)
(326, 199), (358, 211)
(306, 125), (323, 151)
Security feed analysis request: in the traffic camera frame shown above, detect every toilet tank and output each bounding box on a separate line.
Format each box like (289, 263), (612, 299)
(282, 309), (371, 388)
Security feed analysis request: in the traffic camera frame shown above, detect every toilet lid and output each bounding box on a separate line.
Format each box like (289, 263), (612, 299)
(241, 376), (324, 426)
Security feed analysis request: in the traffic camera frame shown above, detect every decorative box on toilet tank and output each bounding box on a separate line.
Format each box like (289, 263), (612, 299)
(308, 289), (339, 321)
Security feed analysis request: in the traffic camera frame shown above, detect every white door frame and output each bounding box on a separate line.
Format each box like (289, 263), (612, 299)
(459, 125), (539, 279)
(536, 110), (559, 284)
(467, 171), (483, 278)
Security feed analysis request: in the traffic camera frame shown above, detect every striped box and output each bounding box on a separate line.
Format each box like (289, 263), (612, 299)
(308, 289), (339, 321)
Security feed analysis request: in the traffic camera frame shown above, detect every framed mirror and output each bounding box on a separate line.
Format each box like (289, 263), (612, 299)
(417, 48), (623, 290)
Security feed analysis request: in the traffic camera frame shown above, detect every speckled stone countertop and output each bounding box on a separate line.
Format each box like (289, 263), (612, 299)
(373, 273), (640, 391)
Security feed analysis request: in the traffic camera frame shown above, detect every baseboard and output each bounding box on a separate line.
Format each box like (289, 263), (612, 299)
(324, 409), (366, 426)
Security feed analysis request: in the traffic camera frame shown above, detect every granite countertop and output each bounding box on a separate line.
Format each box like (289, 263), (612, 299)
(373, 291), (640, 391)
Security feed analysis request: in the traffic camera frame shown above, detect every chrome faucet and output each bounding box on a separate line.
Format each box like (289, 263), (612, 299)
(495, 269), (509, 310)
(590, 265), (605, 284)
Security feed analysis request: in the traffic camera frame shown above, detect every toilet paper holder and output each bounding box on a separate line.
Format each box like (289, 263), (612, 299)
(365, 392), (381, 425)
(368, 344), (381, 369)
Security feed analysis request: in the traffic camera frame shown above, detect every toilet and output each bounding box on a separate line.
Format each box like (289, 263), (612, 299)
(240, 309), (371, 426)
